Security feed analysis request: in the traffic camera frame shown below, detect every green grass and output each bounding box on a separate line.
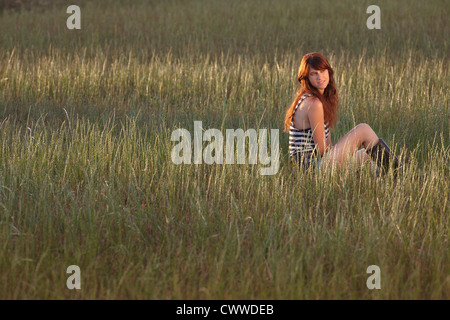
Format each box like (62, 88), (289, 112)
(0, 0), (448, 299)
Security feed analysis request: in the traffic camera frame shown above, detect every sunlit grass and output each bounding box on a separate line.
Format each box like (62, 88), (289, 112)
(0, 0), (448, 299)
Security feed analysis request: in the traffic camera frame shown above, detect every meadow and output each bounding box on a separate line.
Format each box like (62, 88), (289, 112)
(0, 0), (448, 299)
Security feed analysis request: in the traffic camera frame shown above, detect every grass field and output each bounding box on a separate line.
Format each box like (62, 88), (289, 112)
(0, 0), (448, 299)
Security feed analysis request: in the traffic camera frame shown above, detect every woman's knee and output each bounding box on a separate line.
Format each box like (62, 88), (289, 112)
(355, 123), (378, 146)
(355, 123), (372, 133)
(354, 123), (376, 138)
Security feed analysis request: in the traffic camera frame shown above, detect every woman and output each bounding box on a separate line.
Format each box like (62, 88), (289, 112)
(284, 52), (399, 174)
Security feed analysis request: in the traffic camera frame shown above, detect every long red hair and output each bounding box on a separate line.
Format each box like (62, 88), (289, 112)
(284, 52), (338, 132)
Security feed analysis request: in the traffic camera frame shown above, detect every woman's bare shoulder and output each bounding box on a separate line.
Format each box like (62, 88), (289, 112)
(305, 96), (323, 112)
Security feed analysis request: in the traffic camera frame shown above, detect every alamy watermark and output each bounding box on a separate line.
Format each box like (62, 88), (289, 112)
(366, 265), (381, 290)
(366, 5), (381, 29)
(67, 5), (81, 30)
(65, 5), (379, 31)
(66, 265), (81, 290)
(171, 121), (280, 175)
(65, 263), (381, 291)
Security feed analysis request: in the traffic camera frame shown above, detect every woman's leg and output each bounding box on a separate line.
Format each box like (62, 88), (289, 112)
(355, 148), (372, 166)
(321, 123), (379, 169)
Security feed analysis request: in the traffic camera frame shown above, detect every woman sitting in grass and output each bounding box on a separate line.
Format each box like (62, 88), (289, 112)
(284, 52), (400, 175)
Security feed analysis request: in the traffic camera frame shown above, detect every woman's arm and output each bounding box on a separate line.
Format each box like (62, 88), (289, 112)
(307, 99), (328, 155)
(326, 132), (332, 149)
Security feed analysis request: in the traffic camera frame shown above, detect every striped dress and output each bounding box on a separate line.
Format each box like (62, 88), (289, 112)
(289, 94), (330, 159)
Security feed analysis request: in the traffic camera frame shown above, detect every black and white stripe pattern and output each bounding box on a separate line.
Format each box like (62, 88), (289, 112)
(289, 94), (329, 158)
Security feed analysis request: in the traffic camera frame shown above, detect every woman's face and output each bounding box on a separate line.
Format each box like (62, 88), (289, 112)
(308, 67), (329, 93)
